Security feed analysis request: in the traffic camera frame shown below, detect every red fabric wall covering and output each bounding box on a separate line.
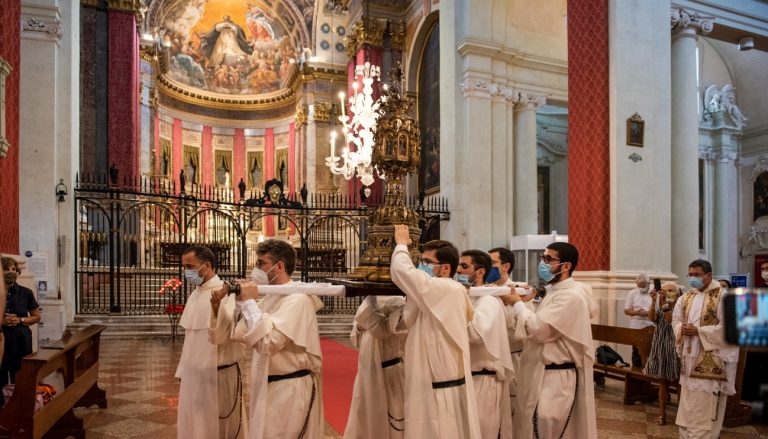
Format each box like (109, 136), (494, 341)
(107, 11), (139, 179)
(201, 126), (213, 188)
(233, 128), (245, 201)
(0, 0), (21, 253)
(566, 0), (611, 271)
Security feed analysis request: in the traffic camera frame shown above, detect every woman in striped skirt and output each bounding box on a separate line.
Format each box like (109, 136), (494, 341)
(643, 281), (681, 424)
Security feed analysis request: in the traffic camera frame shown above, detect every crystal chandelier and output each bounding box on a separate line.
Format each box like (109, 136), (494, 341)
(325, 61), (383, 188)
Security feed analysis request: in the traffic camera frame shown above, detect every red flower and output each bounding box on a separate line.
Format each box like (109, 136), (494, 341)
(165, 304), (185, 314)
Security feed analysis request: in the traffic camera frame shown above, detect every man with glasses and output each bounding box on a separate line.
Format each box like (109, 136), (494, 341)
(457, 250), (514, 439)
(176, 245), (246, 439)
(672, 259), (738, 439)
(390, 225), (481, 438)
(500, 242), (597, 438)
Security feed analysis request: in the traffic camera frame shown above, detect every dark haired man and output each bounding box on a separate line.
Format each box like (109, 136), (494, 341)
(501, 241), (597, 438)
(176, 245), (245, 439)
(487, 247), (515, 287)
(672, 259), (738, 439)
(457, 250), (513, 439)
(1, 258), (40, 397)
(390, 225), (481, 438)
(213, 239), (325, 439)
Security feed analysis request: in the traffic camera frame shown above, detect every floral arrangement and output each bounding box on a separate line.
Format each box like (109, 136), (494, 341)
(159, 278), (184, 342)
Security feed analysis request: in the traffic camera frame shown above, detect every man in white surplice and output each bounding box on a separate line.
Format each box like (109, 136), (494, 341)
(457, 250), (514, 439)
(389, 224), (481, 439)
(211, 239), (325, 439)
(176, 245), (246, 439)
(501, 242), (597, 438)
(343, 295), (407, 439)
(672, 259), (739, 439)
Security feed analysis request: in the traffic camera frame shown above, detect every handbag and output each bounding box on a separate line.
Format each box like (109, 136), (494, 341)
(595, 344), (629, 367)
(1, 383), (56, 411)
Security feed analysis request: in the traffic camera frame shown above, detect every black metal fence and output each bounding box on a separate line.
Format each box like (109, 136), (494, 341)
(74, 173), (449, 316)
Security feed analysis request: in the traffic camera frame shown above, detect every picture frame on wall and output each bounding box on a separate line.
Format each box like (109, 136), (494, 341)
(627, 112), (645, 147)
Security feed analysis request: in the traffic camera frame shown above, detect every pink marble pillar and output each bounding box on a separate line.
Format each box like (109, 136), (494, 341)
(201, 126), (213, 188)
(233, 129), (246, 201)
(172, 118), (183, 193)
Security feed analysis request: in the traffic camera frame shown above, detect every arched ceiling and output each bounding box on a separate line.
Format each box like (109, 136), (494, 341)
(146, 0), (315, 111)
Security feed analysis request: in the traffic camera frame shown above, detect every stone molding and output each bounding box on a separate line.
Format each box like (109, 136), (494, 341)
(457, 38), (568, 76)
(671, 8), (715, 36)
(459, 79), (546, 108)
(715, 149), (738, 164)
(537, 137), (567, 166)
(21, 4), (63, 43)
(699, 146), (716, 161)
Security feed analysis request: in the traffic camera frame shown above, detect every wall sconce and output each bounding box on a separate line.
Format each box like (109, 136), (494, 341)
(55, 179), (68, 202)
(739, 36), (754, 51)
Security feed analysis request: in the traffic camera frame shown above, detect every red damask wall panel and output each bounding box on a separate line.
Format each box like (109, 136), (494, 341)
(0, 0), (21, 253)
(567, 0), (610, 270)
(108, 11), (139, 179)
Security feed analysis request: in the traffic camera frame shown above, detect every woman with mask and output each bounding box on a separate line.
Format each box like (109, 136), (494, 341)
(1, 257), (41, 395)
(643, 281), (681, 425)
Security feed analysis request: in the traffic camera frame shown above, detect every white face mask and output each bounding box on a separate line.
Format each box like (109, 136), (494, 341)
(251, 264), (278, 285)
(762, 271), (768, 282)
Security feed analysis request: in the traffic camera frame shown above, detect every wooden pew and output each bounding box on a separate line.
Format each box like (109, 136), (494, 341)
(0, 324), (108, 439)
(591, 324), (660, 407)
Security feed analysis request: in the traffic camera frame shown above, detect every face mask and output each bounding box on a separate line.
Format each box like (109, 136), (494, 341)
(486, 267), (501, 284)
(688, 276), (705, 290)
(455, 273), (471, 287)
(639, 286), (649, 294)
(762, 271), (768, 282)
(538, 261), (562, 283)
(418, 262), (435, 277)
(4, 272), (17, 285)
(184, 266), (205, 286)
(251, 264), (278, 285)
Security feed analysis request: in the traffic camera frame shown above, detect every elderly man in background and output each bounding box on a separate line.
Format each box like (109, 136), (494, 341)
(673, 259), (739, 439)
(624, 273), (654, 367)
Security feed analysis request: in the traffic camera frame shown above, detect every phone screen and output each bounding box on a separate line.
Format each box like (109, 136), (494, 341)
(724, 289), (768, 346)
(653, 278), (662, 292)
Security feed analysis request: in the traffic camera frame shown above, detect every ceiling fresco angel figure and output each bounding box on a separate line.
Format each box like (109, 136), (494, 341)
(246, 3), (275, 42)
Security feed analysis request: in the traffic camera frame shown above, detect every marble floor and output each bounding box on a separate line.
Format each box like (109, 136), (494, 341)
(73, 338), (768, 438)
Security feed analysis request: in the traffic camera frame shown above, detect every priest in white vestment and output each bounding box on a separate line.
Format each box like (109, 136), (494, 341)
(176, 245), (246, 439)
(672, 259), (739, 439)
(344, 295), (407, 439)
(458, 250), (514, 439)
(389, 224), (481, 439)
(501, 242), (597, 439)
(211, 239), (325, 439)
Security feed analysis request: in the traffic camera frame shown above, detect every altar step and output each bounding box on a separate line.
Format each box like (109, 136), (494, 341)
(67, 313), (355, 341)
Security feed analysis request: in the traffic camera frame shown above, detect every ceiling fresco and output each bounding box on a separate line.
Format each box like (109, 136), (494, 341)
(147, 0), (314, 102)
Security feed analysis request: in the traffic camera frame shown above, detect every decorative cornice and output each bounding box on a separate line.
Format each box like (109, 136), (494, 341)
(313, 102), (332, 122)
(671, 8), (715, 36)
(459, 79), (547, 107)
(21, 17), (63, 42)
(295, 103), (308, 127)
(344, 18), (387, 58)
(513, 91), (547, 110)
(715, 149), (738, 163)
(457, 38), (568, 76)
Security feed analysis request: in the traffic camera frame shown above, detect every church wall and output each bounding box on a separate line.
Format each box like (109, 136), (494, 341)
(0, 0), (20, 254)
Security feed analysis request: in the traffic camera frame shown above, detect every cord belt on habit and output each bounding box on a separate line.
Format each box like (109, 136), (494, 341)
(432, 377), (466, 389)
(381, 357), (402, 369)
(217, 362), (238, 371)
(544, 362), (576, 370)
(268, 369), (311, 383)
(471, 369), (496, 376)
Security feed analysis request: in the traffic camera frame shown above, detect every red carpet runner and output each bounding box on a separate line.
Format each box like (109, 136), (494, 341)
(321, 338), (358, 434)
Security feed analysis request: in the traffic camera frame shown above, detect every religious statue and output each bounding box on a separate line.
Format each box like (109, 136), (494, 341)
(109, 163), (119, 186)
(279, 161), (288, 184)
(249, 156), (262, 188)
(216, 157), (230, 187)
(185, 157), (197, 186)
(201, 15), (253, 67)
(179, 169), (186, 193)
(160, 150), (170, 177)
(238, 178), (246, 199)
(702, 83), (748, 129)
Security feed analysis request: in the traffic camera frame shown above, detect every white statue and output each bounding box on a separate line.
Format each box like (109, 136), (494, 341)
(702, 84), (748, 129)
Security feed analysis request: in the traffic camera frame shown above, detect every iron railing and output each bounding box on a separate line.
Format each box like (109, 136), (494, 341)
(74, 173), (449, 315)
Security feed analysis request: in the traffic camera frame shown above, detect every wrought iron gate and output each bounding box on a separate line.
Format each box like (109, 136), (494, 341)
(74, 174), (449, 315)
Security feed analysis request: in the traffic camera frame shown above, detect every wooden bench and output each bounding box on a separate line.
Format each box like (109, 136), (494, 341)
(0, 324), (108, 439)
(592, 323), (682, 424)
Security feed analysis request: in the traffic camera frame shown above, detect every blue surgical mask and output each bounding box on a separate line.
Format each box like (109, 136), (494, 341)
(417, 262), (435, 277)
(538, 261), (562, 284)
(455, 273), (471, 286)
(185, 266), (204, 286)
(688, 276), (705, 290)
(486, 267), (501, 284)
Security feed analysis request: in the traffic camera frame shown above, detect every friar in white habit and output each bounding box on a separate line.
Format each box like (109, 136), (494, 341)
(176, 245), (246, 439)
(389, 224), (481, 439)
(343, 294), (407, 439)
(211, 239), (325, 439)
(457, 249), (514, 439)
(672, 259), (739, 439)
(501, 241), (598, 439)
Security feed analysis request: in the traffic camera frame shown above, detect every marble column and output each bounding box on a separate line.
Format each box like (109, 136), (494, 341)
(710, 129), (740, 276)
(513, 93), (545, 236)
(671, 8), (714, 279)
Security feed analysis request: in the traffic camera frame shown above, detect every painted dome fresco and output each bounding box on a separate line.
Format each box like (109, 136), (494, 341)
(147, 0), (314, 106)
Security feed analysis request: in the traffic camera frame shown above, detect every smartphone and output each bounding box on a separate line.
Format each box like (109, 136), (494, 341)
(724, 289), (768, 347)
(653, 278), (662, 292)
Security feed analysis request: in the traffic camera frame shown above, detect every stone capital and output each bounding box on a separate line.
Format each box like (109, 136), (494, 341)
(21, 5), (63, 44)
(671, 8), (715, 38)
(714, 149), (737, 164)
(513, 91), (546, 111)
(699, 146), (716, 162)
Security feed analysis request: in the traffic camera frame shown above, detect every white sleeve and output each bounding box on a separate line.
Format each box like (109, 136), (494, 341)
(240, 299), (263, 330)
